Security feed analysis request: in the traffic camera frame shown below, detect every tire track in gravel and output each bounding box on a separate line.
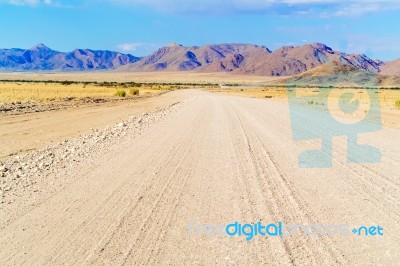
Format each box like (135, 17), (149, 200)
(0, 100), (194, 264)
(221, 94), (399, 265)
(116, 106), (210, 265)
(224, 99), (348, 265)
(283, 105), (400, 222)
(235, 97), (400, 225)
(221, 100), (295, 265)
(54, 99), (207, 265)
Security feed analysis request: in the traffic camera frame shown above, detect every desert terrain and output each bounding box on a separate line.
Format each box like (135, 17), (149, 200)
(0, 71), (282, 85)
(0, 72), (399, 265)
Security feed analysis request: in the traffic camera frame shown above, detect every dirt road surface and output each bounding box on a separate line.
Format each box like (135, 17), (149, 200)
(0, 92), (184, 160)
(0, 90), (399, 265)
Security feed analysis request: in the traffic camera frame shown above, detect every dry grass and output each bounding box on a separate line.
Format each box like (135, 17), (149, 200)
(0, 71), (284, 84)
(208, 87), (400, 129)
(379, 89), (400, 108)
(0, 82), (168, 103)
(395, 99), (400, 109)
(210, 87), (400, 109)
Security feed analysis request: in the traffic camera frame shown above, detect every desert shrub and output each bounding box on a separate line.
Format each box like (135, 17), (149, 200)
(129, 88), (140, 95)
(61, 80), (73, 86)
(395, 99), (400, 109)
(114, 90), (126, 97)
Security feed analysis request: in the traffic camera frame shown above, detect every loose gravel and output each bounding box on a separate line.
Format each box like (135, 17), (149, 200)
(0, 100), (188, 206)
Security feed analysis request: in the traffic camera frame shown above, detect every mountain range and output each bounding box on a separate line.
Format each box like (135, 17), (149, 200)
(0, 43), (399, 77)
(0, 44), (139, 71)
(120, 42), (387, 76)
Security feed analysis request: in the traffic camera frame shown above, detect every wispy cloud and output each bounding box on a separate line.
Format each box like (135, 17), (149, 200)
(2, 0), (83, 7)
(275, 25), (332, 34)
(117, 43), (144, 52)
(7, 0), (51, 6)
(117, 42), (157, 54)
(5, 0), (400, 16)
(346, 35), (400, 58)
(113, 0), (400, 16)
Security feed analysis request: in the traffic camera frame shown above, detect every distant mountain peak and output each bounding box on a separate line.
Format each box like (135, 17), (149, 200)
(309, 42), (332, 50)
(167, 42), (182, 47)
(30, 43), (52, 50)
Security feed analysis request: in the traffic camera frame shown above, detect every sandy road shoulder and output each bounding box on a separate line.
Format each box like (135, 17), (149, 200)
(0, 97), (191, 227)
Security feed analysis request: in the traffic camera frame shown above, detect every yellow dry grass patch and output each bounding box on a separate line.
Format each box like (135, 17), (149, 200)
(0, 82), (169, 103)
(210, 87), (400, 109)
(0, 71), (284, 84)
(209, 87), (400, 129)
(379, 89), (400, 109)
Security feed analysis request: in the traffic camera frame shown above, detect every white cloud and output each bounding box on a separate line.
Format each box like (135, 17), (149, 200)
(346, 35), (400, 54)
(117, 43), (143, 52)
(7, 0), (52, 5)
(3, 0), (83, 7)
(117, 43), (157, 53)
(4, 0), (399, 16)
(9, 0), (38, 5)
(113, 0), (400, 16)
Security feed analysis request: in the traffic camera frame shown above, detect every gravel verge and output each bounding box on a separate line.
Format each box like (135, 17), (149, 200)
(0, 99), (189, 209)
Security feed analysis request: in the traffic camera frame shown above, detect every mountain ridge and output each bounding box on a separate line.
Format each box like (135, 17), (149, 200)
(119, 42), (387, 76)
(0, 44), (140, 71)
(0, 43), (398, 77)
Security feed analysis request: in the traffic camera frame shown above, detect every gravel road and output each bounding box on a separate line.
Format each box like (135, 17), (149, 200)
(0, 89), (399, 265)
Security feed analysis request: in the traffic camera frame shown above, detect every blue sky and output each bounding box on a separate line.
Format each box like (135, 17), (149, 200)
(0, 0), (399, 61)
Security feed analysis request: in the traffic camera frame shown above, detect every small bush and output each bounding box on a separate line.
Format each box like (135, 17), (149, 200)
(395, 99), (400, 109)
(129, 88), (140, 96)
(61, 80), (73, 86)
(114, 90), (126, 97)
